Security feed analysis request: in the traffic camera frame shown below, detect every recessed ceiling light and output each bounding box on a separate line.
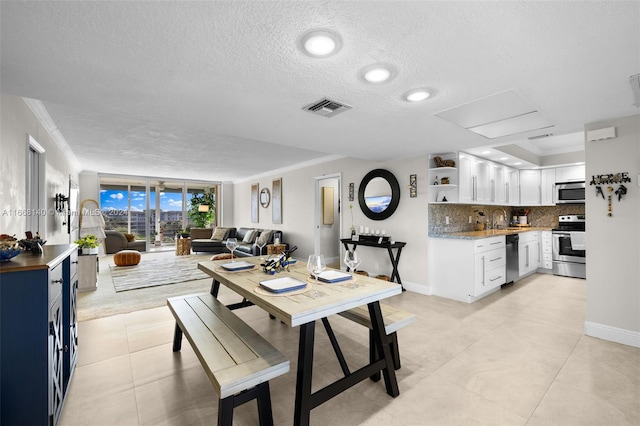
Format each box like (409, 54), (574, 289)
(482, 150), (491, 155)
(500, 157), (509, 161)
(299, 29), (342, 57)
(361, 64), (395, 83)
(514, 162), (522, 165)
(404, 88), (431, 102)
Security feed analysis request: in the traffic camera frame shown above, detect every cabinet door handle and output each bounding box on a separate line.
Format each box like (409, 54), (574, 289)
(481, 256), (485, 286)
(490, 241), (501, 245)
(490, 256), (502, 262)
(72, 260), (79, 264)
(526, 245), (530, 268)
(490, 275), (503, 282)
(52, 279), (64, 284)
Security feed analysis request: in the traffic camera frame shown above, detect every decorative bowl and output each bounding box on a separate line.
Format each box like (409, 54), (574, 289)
(0, 247), (24, 262)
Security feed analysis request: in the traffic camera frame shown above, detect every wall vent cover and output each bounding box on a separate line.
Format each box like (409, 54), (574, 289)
(302, 97), (352, 118)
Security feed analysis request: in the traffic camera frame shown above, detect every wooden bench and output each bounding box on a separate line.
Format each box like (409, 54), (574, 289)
(338, 303), (415, 375)
(167, 293), (289, 426)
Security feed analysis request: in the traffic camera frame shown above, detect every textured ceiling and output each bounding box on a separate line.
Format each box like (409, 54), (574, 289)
(1, 1), (638, 181)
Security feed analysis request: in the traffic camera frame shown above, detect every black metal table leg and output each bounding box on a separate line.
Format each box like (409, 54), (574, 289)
(294, 321), (316, 426)
(387, 246), (404, 289)
(210, 279), (220, 297)
(368, 301), (399, 397)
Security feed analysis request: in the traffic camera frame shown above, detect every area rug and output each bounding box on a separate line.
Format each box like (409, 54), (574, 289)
(110, 254), (212, 292)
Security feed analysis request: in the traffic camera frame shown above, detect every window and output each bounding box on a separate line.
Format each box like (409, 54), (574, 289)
(26, 135), (45, 235)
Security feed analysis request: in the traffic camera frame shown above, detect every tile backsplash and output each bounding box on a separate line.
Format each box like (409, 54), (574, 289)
(428, 203), (585, 233)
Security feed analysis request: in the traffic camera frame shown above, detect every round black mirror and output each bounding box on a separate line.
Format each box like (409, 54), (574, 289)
(358, 169), (400, 220)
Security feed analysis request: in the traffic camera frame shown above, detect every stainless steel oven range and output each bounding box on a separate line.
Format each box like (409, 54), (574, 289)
(552, 214), (586, 279)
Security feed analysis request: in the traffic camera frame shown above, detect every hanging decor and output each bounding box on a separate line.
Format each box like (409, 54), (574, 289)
(590, 172), (630, 217)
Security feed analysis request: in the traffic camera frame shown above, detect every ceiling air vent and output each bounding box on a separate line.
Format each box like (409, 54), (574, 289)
(302, 97), (352, 118)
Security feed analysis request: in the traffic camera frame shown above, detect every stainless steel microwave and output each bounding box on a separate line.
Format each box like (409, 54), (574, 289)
(556, 181), (586, 204)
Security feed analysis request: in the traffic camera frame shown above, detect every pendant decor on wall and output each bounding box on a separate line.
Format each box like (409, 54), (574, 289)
(590, 172), (630, 217)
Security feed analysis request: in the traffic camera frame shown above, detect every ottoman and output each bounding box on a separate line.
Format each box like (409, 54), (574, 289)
(113, 250), (141, 266)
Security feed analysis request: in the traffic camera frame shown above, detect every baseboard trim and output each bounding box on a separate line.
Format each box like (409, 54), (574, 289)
(584, 321), (640, 348)
(402, 281), (431, 295)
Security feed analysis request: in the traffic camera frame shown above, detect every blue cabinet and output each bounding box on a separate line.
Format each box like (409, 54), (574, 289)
(0, 245), (78, 426)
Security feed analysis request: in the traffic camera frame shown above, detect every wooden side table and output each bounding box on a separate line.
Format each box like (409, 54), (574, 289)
(266, 243), (286, 255)
(175, 238), (191, 256)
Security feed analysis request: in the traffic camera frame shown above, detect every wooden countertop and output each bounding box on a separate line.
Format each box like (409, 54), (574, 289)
(0, 244), (77, 273)
(429, 227), (552, 240)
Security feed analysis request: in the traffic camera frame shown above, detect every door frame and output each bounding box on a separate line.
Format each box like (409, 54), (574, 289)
(313, 173), (342, 259)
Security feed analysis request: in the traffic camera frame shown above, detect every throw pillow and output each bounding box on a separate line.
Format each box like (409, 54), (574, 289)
(242, 229), (256, 243)
(257, 230), (272, 246)
(210, 227), (227, 241)
(123, 233), (135, 242)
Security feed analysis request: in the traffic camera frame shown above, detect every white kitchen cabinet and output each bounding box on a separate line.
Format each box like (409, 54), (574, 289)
(540, 168), (556, 206)
(429, 235), (505, 303)
(518, 231), (540, 276)
(519, 169), (541, 205)
(489, 164), (507, 204)
(539, 230), (553, 270)
(506, 167), (520, 206)
(458, 153), (490, 204)
(555, 165), (585, 183)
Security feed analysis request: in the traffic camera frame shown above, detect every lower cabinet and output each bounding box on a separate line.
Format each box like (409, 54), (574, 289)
(518, 231), (540, 277)
(0, 245), (78, 426)
(539, 230), (553, 271)
(430, 235), (506, 303)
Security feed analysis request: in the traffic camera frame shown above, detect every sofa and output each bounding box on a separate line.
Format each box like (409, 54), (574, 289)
(190, 227), (286, 257)
(104, 230), (147, 254)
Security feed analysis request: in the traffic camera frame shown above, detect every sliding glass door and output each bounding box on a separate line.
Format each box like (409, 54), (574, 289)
(100, 176), (219, 251)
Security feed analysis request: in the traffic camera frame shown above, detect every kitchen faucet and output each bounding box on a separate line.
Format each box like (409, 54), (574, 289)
(491, 208), (507, 229)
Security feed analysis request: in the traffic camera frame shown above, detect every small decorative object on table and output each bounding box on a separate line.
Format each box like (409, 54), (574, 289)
(262, 246), (297, 275)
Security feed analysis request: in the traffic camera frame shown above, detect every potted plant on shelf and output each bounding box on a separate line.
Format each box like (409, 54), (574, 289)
(188, 191), (215, 228)
(74, 234), (100, 255)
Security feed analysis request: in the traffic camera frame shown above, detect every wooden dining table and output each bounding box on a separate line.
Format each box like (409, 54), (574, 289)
(198, 257), (403, 426)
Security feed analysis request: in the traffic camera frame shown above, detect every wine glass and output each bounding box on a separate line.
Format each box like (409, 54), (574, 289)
(343, 250), (361, 289)
(225, 238), (238, 262)
(255, 236), (266, 260)
(306, 254), (326, 299)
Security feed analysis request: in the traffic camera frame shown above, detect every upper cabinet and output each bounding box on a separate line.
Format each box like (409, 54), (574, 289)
(555, 165), (585, 183)
(540, 168), (556, 206)
(428, 152), (584, 207)
(519, 169), (541, 205)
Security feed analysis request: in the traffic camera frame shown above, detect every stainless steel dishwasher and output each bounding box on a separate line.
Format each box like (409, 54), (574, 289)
(505, 234), (519, 284)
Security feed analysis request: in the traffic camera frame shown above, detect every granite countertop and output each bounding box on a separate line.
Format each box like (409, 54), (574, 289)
(429, 227), (553, 240)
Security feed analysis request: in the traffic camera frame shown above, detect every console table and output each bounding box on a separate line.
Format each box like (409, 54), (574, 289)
(340, 238), (406, 289)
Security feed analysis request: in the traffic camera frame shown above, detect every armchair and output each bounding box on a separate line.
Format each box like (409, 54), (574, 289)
(104, 230), (146, 254)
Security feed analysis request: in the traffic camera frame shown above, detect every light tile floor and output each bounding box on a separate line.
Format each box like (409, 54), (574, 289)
(61, 271), (640, 425)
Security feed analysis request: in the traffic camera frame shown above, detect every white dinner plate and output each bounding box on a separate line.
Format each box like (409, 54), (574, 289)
(221, 261), (255, 271)
(260, 277), (308, 293)
(316, 270), (352, 283)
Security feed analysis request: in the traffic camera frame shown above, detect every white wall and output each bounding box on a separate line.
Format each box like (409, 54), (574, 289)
(0, 94), (79, 244)
(585, 114), (640, 347)
(233, 155), (429, 291)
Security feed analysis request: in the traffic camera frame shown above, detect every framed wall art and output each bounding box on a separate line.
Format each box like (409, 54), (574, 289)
(251, 183), (259, 223)
(272, 178), (282, 224)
